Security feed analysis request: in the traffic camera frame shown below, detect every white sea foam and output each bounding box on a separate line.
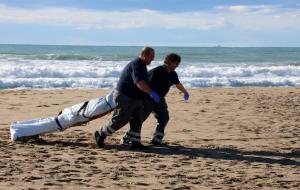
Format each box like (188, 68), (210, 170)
(1, 57), (300, 89)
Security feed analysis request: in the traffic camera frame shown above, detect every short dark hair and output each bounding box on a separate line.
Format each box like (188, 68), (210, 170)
(164, 53), (181, 65)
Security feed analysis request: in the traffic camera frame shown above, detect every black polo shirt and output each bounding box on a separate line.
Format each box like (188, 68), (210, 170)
(148, 65), (180, 98)
(116, 57), (148, 99)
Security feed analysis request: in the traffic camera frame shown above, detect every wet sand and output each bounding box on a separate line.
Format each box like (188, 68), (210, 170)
(0, 88), (299, 189)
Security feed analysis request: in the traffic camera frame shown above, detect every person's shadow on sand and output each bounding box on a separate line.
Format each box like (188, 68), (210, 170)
(33, 139), (300, 167)
(106, 144), (300, 167)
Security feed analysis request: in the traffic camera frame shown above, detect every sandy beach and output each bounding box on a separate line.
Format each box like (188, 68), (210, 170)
(0, 88), (299, 189)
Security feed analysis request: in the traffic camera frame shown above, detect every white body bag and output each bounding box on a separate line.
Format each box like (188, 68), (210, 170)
(10, 91), (117, 141)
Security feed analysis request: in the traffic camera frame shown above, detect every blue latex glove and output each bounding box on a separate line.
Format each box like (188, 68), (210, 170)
(149, 91), (160, 103)
(183, 92), (189, 101)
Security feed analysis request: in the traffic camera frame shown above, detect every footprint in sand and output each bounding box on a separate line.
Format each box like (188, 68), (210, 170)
(37, 105), (51, 107)
(182, 129), (193, 133)
(44, 182), (56, 186)
(22, 176), (43, 182)
(87, 156), (96, 161)
(93, 185), (105, 188)
(50, 157), (62, 162)
(135, 182), (150, 186)
(8, 107), (19, 110)
(82, 160), (93, 164)
(10, 103), (24, 106)
(157, 164), (167, 169)
(62, 101), (72, 104)
(89, 151), (99, 155)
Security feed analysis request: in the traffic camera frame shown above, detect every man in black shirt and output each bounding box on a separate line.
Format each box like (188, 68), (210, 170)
(95, 47), (160, 149)
(122, 53), (189, 145)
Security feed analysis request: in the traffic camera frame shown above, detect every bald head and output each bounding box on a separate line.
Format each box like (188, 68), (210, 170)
(139, 46), (155, 65)
(140, 46), (154, 57)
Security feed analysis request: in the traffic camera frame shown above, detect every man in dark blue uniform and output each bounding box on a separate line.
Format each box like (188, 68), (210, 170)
(94, 47), (160, 149)
(122, 53), (189, 145)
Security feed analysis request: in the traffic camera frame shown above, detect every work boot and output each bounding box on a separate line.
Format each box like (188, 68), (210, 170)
(94, 131), (106, 148)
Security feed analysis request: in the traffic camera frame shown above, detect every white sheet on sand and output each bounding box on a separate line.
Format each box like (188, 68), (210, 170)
(10, 90), (117, 141)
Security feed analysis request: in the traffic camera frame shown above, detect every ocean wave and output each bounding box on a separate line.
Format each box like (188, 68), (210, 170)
(1, 58), (300, 89)
(0, 65), (123, 78)
(288, 61), (300, 66)
(0, 78), (117, 89)
(30, 54), (103, 61)
(0, 53), (102, 61)
(177, 65), (300, 78)
(180, 77), (299, 88)
(2, 60), (300, 78)
(1, 77), (299, 89)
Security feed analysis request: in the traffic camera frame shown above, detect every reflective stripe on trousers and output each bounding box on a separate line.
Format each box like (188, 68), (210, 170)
(124, 131), (141, 143)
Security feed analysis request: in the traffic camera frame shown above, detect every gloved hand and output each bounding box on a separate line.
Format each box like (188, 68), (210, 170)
(149, 91), (160, 103)
(183, 92), (189, 101)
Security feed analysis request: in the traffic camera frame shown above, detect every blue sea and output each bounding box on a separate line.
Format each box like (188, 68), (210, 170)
(1, 44), (300, 89)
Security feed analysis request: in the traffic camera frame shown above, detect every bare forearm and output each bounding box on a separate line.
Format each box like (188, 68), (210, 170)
(176, 83), (188, 94)
(136, 80), (152, 94)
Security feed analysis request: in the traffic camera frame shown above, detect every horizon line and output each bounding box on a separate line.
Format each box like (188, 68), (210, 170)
(1, 43), (300, 48)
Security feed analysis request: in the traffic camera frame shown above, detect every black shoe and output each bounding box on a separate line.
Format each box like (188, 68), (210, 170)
(94, 131), (106, 148)
(130, 142), (149, 150)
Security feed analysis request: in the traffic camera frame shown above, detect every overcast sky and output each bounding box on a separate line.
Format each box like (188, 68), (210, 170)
(0, 0), (300, 46)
